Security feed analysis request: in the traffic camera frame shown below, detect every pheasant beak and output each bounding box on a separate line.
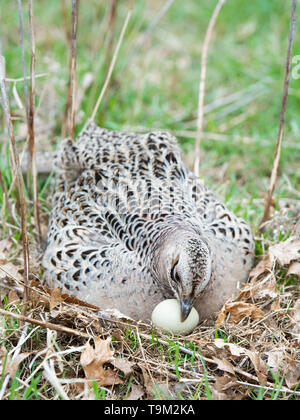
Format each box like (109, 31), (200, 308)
(180, 296), (193, 322)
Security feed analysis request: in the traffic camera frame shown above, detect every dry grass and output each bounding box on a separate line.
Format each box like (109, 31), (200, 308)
(0, 0), (299, 400)
(0, 202), (299, 400)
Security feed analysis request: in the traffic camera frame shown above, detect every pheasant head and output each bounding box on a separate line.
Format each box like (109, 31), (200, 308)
(156, 230), (212, 321)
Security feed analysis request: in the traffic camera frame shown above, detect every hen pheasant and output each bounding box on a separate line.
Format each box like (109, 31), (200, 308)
(42, 122), (254, 322)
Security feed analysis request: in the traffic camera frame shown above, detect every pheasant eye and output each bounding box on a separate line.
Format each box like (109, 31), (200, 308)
(171, 261), (180, 283)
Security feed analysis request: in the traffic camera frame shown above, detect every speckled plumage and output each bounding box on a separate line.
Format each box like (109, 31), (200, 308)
(42, 122), (254, 322)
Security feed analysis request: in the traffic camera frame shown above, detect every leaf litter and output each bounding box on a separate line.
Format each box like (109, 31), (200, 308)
(0, 209), (300, 400)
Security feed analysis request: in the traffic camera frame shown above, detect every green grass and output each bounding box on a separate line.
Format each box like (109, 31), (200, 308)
(0, 0), (299, 401)
(1, 0), (299, 214)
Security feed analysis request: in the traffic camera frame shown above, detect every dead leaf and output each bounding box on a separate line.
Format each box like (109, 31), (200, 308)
(212, 375), (239, 400)
(249, 237), (300, 282)
(80, 337), (122, 387)
(50, 288), (64, 310)
(271, 298), (281, 311)
(6, 353), (32, 377)
(127, 384), (144, 400)
(249, 254), (273, 281)
(111, 358), (134, 378)
(237, 277), (278, 303)
(141, 366), (154, 397)
(212, 356), (236, 375)
(212, 385), (229, 400)
(266, 349), (285, 376)
(245, 350), (268, 384)
(214, 339), (246, 357)
(216, 302), (264, 326)
(0, 346), (32, 378)
(285, 364), (300, 389)
(287, 261), (300, 277)
(213, 339), (267, 383)
(0, 254), (23, 283)
(269, 237), (300, 266)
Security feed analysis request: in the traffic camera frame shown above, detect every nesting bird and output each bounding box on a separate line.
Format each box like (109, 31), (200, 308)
(42, 122), (254, 322)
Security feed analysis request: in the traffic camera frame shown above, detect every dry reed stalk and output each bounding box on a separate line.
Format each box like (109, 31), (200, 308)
(61, 0), (79, 140)
(69, 0), (79, 141)
(259, 0), (297, 230)
(193, 0), (226, 176)
(28, 0), (41, 240)
(61, 0), (72, 138)
(90, 9), (132, 122)
(106, 0), (118, 71)
(0, 52), (30, 315)
(60, 0), (72, 45)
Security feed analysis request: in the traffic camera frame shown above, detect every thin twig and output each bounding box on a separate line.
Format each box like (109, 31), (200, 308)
(0, 308), (90, 339)
(70, 0), (79, 139)
(90, 9), (132, 122)
(259, 0), (297, 230)
(28, 0), (41, 241)
(61, 0), (79, 139)
(105, 0), (118, 72)
(69, 0), (79, 140)
(0, 50), (30, 316)
(61, 0), (71, 138)
(60, 0), (72, 45)
(194, 0), (226, 176)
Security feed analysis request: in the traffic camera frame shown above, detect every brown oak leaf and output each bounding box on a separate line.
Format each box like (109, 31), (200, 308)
(80, 337), (122, 387)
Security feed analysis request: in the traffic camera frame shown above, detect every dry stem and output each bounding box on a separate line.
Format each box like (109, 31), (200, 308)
(90, 9), (132, 122)
(61, 0), (72, 138)
(259, 0), (297, 230)
(28, 0), (41, 240)
(61, 0), (79, 140)
(105, 0), (118, 72)
(194, 0), (226, 176)
(0, 308), (90, 339)
(69, 0), (79, 140)
(0, 52), (30, 316)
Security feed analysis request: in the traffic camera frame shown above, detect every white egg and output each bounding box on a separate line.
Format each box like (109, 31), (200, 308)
(151, 299), (199, 335)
